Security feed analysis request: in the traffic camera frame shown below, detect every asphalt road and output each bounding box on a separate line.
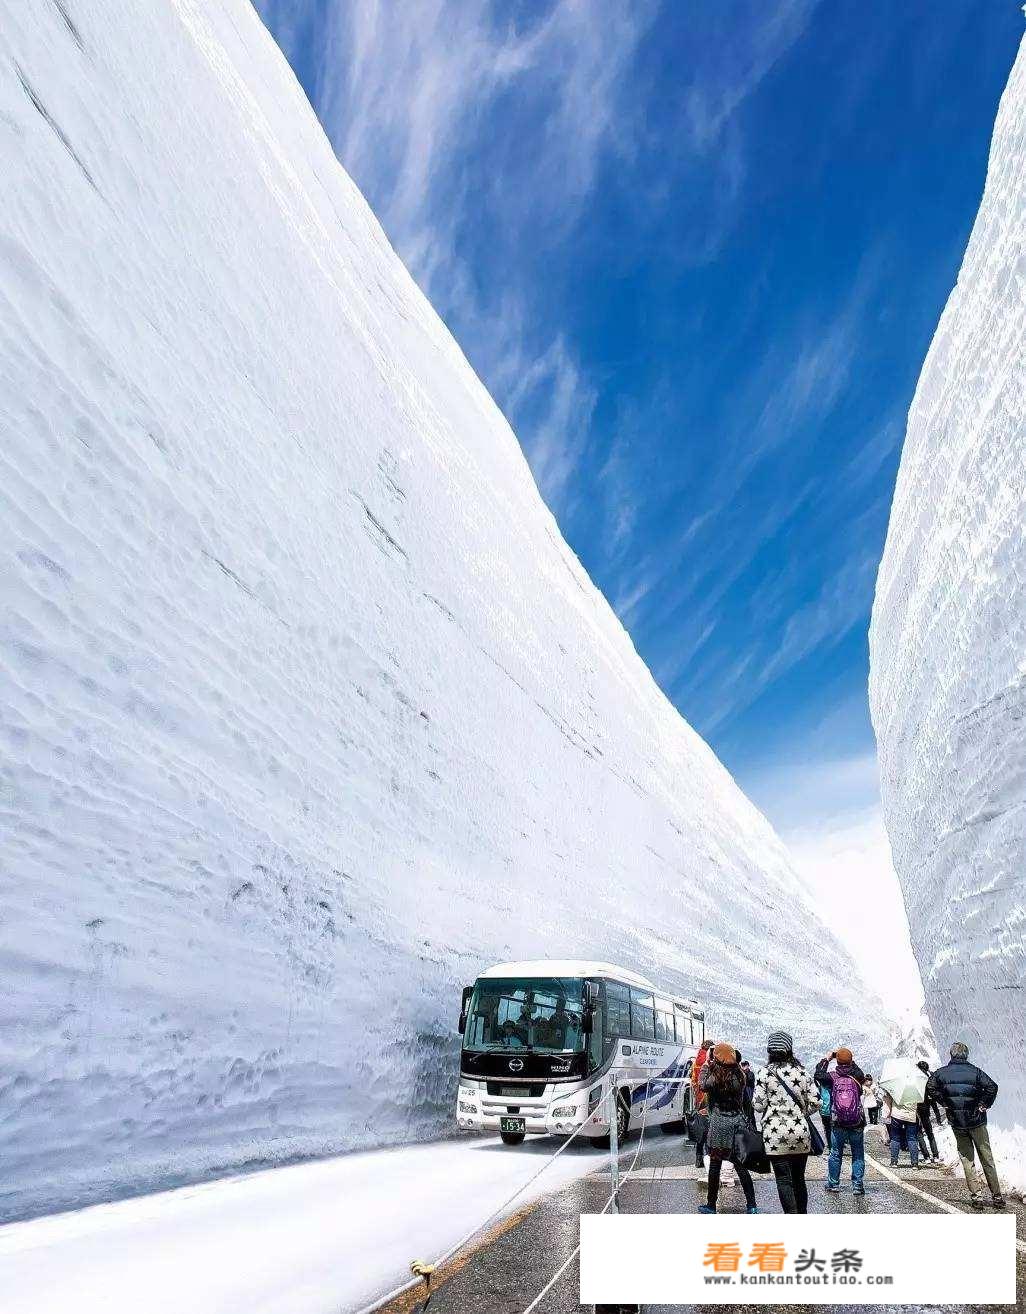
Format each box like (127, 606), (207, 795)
(380, 1125), (1025, 1314)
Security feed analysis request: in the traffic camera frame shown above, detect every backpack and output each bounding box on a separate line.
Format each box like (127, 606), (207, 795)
(832, 1073), (862, 1127)
(819, 1084), (831, 1118)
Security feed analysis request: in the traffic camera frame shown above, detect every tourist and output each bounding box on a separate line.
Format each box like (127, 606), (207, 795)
(882, 1087), (920, 1168)
(927, 1043), (1003, 1209)
(697, 1043), (758, 1214)
(691, 1038), (713, 1174)
(861, 1072), (882, 1125)
(754, 1030), (819, 1213)
(915, 1060), (942, 1162)
(815, 1047), (866, 1196)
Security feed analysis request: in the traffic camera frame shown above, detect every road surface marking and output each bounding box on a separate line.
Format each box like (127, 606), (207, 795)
(866, 1155), (1026, 1254)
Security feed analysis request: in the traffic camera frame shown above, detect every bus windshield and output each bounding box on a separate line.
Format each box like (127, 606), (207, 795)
(463, 977), (586, 1053)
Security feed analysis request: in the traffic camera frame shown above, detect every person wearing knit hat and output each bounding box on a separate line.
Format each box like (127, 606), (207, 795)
(767, 1030), (793, 1057)
(815, 1047), (867, 1194)
(713, 1042), (737, 1064)
(753, 1035), (819, 1213)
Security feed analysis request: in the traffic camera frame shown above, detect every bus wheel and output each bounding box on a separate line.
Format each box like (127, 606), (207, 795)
(589, 1097), (629, 1148)
(500, 1131), (525, 1146)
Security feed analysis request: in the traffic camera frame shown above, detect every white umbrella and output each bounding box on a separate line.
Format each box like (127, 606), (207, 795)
(879, 1057), (927, 1108)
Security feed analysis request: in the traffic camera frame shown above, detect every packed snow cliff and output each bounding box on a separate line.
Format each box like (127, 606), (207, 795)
(0, 0), (885, 1221)
(871, 35), (1026, 1179)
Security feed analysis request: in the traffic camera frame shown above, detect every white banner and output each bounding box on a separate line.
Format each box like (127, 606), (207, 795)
(580, 1213), (1017, 1305)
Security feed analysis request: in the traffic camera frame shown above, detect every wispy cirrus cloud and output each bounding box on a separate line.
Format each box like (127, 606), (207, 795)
(259, 0), (657, 520)
(602, 246), (891, 733)
(681, 0), (819, 148)
(503, 334), (597, 515)
(256, 0), (827, 528)
(308, 0), (654, 271)
(658, 531), (884, 741)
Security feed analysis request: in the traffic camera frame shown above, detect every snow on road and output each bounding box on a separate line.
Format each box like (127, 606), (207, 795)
(0, 1136), (608, 1314)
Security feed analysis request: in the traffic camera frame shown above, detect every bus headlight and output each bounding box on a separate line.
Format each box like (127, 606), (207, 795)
(551, 1105), (578, 1118)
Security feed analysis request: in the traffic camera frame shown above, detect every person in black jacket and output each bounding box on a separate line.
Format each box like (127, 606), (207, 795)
(927, 1043), (1003, 1208)
(915, 1060), (942, 1162)
(740, 1059), (756, 1106)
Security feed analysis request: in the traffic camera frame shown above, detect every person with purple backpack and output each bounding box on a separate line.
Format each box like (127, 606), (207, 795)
(815, 1047), (867, 1195)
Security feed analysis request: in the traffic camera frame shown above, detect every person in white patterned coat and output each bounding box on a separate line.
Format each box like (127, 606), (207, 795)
(753, 1030), (820, 1213)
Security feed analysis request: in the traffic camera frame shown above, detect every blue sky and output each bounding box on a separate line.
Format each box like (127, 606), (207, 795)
(256, 1), (1021, 999)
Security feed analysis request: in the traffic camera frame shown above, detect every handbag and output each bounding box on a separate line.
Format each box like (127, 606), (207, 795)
(774, 1072), (825, 1156)
(734, 1118), (771, 1174)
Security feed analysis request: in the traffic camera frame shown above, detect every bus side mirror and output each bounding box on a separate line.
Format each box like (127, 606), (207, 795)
(458, 985), (473, 1035)
(582, 981), (599, 1035)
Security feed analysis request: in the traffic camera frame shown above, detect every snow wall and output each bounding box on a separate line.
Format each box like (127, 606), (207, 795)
(0, 0), (885, 1221)
(870, 36), (1026, 1167)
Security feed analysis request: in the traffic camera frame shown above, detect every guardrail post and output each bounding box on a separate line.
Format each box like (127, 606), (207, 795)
(609, 1074), (619, 1213)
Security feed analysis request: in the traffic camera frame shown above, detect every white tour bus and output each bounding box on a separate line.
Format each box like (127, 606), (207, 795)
(455, 959), (704, 1145)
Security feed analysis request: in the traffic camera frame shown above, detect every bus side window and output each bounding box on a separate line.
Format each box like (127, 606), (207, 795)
(604, 982), (630, 1045)
(673, 1006), (689, 1044)
(629, 989), (655, 1040)
(654, 999), (674, 1043)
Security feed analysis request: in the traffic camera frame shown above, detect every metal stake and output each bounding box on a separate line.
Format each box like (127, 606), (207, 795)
(609, 1074), (619, 1213)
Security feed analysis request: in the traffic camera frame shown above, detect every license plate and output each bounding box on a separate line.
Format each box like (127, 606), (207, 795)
(499, 1086), (529, 1097)
(500, 1116), (526, 1134)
